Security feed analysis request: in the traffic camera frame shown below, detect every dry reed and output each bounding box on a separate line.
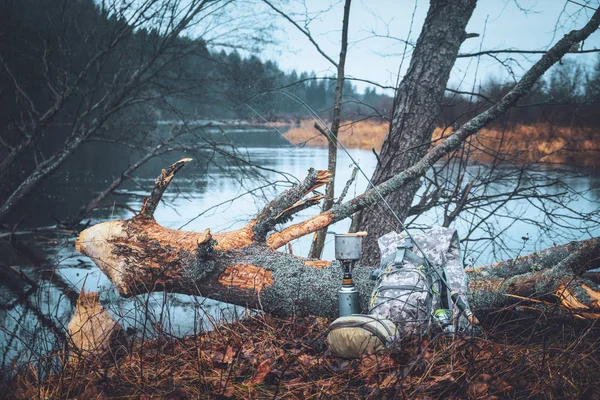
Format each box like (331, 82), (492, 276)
(285, 120), (599, 167)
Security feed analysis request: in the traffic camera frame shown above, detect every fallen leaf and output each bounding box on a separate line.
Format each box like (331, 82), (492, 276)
(380, 373), (397, 387)
(251, 359), (271, 384)
(298, 354), (315, 367)
(223, 345), (234, 364)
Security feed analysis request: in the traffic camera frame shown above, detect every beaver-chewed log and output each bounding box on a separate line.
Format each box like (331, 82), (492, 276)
(76, 159), (600, 319)
(467, 237), (600, 314)
(75, 159), (365, 318)
(67, 289), (128, 362)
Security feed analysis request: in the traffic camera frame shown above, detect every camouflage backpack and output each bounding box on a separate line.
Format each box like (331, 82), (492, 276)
(369, 227), (474, 337)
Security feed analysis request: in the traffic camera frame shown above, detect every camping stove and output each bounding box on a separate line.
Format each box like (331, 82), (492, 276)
(334, 232), (367, 317)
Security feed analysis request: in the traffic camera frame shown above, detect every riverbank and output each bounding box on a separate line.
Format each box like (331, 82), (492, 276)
(285, 120), (600, 168)
(8, 313), (599, 398)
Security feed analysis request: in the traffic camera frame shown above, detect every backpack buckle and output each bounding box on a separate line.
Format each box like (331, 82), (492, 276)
(393, 245), (406, 267)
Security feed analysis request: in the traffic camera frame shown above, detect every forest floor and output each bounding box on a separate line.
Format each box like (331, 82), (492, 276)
(9, 312), (600, 399)
(285, 120), (600, 168)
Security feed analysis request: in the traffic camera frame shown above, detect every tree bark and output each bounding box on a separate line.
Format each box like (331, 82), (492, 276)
(465, 238), (599, 278)
(353, 0), (478, 266)
(77, 213), (600, 319)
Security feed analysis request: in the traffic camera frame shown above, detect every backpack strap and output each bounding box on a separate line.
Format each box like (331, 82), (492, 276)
(376, 285), (430, 292)
(434, 255), (451, 311)
(394, 237), (427, 268)
(355, 314), (395, 337)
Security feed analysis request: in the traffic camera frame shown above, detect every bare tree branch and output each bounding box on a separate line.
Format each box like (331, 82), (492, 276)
(261, 0), (339, 67)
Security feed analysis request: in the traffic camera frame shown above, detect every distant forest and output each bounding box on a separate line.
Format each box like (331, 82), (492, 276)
(443, 58), (600, 129)
(0, 0), (387, 125)
(2, 0), (599, 129)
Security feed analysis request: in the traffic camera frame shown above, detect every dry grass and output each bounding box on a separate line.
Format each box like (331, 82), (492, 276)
(465, 124), (599, 167)
(285, 119), (390, 151)
(9, 313), (600, 399)
(286, 120), (600, 167)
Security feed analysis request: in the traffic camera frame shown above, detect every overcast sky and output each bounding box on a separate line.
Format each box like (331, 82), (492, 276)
(260, 0), (600, 94)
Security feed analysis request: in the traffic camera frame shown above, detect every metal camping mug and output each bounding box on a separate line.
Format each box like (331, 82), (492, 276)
(334, 234), (364, 261)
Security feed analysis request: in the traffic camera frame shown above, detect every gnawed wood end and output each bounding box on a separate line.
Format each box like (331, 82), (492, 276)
(267, 213), (334, 250)
(555, 282), (600, 319)
(212, 221), (257, 251)
(582, 284), (600, 308)
(67, 289), (127, 360)
(76, 220), (130, 292)
(304, 260), (331, 268)
(76, 219), (212, 295)
(218, 264), (273, 291)
(306, 170), (333, 193)
(275, 195), (325, 221)
(505, 282), (600, 319)
(556, 282), (589, 310)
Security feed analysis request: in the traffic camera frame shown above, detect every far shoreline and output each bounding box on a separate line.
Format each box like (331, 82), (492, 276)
(283, 120), (600, 170)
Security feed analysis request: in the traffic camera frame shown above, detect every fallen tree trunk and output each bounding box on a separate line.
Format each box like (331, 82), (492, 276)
(465, 238), (599, 278)
(468, 237), (600, 311)
(76, 160), (363, 318)
(76, 160), (600, 319)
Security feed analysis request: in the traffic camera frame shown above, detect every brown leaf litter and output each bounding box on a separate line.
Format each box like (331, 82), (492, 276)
(9, 313), (600, 399)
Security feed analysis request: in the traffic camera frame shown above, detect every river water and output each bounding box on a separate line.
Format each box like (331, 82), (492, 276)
(1, 129), (599, 371)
